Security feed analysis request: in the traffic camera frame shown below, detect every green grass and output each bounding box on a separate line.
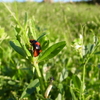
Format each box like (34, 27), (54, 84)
(0, 2), (100, 100)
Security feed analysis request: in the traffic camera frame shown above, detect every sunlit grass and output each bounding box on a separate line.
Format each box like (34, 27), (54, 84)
(0, 2), (100, 99)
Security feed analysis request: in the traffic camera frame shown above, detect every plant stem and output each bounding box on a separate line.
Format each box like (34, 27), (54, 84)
(81, 55), (91, 100)
(81, 64), (85, 100)
(33, 58), (45, 95)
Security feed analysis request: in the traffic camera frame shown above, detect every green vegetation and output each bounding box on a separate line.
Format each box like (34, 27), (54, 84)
(0, 2), (100, 100)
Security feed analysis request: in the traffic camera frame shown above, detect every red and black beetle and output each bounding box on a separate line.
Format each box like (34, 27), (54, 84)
(30, 39), (42, 57)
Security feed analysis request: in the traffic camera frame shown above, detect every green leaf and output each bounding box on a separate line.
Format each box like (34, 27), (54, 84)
(70, 80), (78, 100)
(41, 40), (49, 51)
(87, 44), (94, 53)
(58, 83), (63, 93)
(0, 47), (3, 58)
(72, 75), (81, 89)
(84, 44), (94, 56)
(36, 94), (46, 100)
(24, 12), (28, 25)
(37, 32), (48, 41)
(8, 80), (16, 85)
(20, 79), (39, 99)
(93, 36), (98, 45)
(95, 51), (100, 55)
(60, 67), (68, 82)
(55, 93), (62, 100)
(9, 41), (26, 57)
(14, 25), (21, 35)
(38, 41), (66, 61)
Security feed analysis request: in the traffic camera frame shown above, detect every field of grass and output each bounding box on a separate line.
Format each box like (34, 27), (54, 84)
(0, 2), (100, 100)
